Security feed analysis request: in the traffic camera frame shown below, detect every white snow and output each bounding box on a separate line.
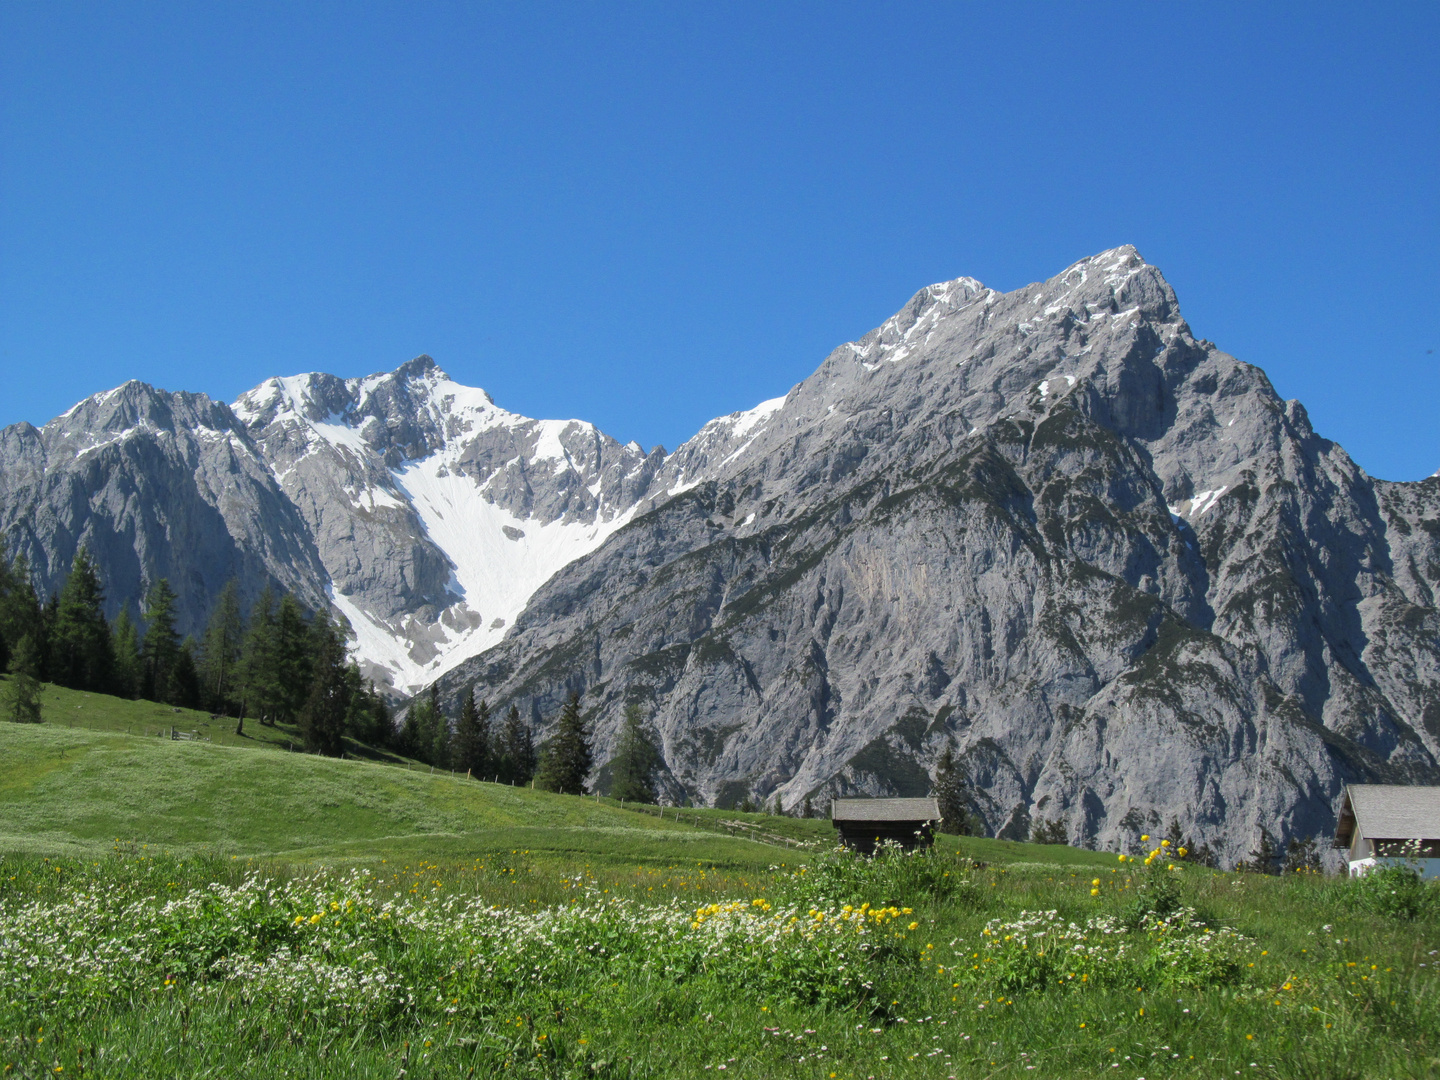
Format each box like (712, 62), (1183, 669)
(1037, 375), (1077, 400)
(1171, 487), (1229, 519)
(391, 453), (637, 688)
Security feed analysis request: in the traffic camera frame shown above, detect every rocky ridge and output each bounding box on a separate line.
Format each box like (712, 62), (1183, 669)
(2, 246), (1437, 861)
(429, 247), (1440, 863)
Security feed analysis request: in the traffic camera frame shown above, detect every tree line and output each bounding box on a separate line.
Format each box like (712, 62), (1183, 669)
(0, 545), (390, 753)
(400, 687), (666, 805)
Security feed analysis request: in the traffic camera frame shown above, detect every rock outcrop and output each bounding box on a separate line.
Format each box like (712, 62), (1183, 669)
(4, 246), (1437, 862)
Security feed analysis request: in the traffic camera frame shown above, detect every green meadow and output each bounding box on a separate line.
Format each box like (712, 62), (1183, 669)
(2, 678), (1438, 1079)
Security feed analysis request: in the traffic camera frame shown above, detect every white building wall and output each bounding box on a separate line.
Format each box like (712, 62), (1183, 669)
(1349, 857), (1440, 880)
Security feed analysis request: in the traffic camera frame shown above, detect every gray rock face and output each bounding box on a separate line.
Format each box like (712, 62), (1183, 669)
(0, 357), (663, 691)
(230, 357), (659, 687)
(0, 381), (327, 631)
(433, 247), (1440, 864)
(4, 246), (1436, 861)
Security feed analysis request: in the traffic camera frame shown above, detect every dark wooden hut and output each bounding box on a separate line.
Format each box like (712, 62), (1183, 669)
(831, 797), (940, 854)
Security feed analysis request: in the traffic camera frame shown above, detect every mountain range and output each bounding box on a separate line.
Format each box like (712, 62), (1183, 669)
(3, 245), (1437, 861)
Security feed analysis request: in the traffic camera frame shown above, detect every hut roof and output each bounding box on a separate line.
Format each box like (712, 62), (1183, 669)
(831, 797), (940, 823)
(1336, 784), (1440, 846)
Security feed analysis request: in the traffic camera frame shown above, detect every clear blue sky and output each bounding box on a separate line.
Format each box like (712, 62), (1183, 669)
(2, 3), (1436, 478)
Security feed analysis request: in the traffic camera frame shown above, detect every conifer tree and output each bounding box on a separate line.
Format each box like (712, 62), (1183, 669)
(497, 704), (535, 784)
(1283, 834), (1321, 875)
(111, 608), (142, 699)
(52, 547), (113, 692)
(802, 794), (814, 819)
(2, 633), (43, 723)
(1238, 828), (1280, 874)
(239, 586), (282, 724)
(0, 554), (13, 674)
(932, 740), (972, 836)
(172, 638), (202, 709)
(398, 701), (425, 760)
(275, 594), (312, 723)
(454, 687), (490, 778)
(0, 551), (44, 679)
(141, 579), (181, 703)
(426, 685), (451, 769)
(609, 704), (661, 803)
(199, 579), (244, 714)
(536, 693), (591, 794)
(299, 612), (349, 757)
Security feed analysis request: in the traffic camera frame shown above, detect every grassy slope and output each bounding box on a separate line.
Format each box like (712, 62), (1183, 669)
(2, 678), (1117, 872)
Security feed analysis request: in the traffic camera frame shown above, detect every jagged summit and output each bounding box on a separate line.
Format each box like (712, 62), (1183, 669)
(4, 247), (1438, 863)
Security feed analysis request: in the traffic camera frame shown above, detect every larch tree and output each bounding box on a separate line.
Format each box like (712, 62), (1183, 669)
(110, 608), (142, 699)
(239, 586), (282, 724)
(0, 552), (45, 679)
(199, 579), (244, 715)
(140, 579), (182, 703)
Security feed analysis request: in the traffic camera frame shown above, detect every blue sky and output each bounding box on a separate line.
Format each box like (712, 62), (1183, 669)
(2, 3), (1436, 478)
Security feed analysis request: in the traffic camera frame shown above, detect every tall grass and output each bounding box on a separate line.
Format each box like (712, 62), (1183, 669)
(3, 842), (1439, 1078)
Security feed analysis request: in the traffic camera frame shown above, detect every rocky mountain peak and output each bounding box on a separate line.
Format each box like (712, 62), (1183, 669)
(6, 247), (1438, 866)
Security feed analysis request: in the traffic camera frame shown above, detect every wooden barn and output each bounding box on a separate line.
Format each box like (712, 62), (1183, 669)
(831, 797), (940, 854)
(1335, 784), (1440, 879)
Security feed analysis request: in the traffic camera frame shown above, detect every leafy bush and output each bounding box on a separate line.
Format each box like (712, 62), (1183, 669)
(779, 840), (976, 908)
(1345, 863), (1439, 921)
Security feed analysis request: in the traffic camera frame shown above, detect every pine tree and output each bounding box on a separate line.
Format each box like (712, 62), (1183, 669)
(199, 579), (244, 714)
(609, 704), (661, 803)
(771, 794), (784, 816)
(802, 794), (814, 819)
(111, 608), (142, 699)
(299, 612), (350, 757)
(141, 579), (181, 703)
(2, 633), (43, 723)
(239, 586), (282, 724)
(932, 740), (972, 836)
(536, 692), (591, 795)
(51, 547), (113, 692)
(454, 688), (490, 778)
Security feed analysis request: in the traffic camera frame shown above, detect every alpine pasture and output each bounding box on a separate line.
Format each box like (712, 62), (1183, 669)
(3, 678), (1438, 1078)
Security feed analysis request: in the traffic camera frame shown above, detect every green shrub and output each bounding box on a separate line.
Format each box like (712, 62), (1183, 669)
(780, 840), (976, 908)
(1345, 863), (1439, 921)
